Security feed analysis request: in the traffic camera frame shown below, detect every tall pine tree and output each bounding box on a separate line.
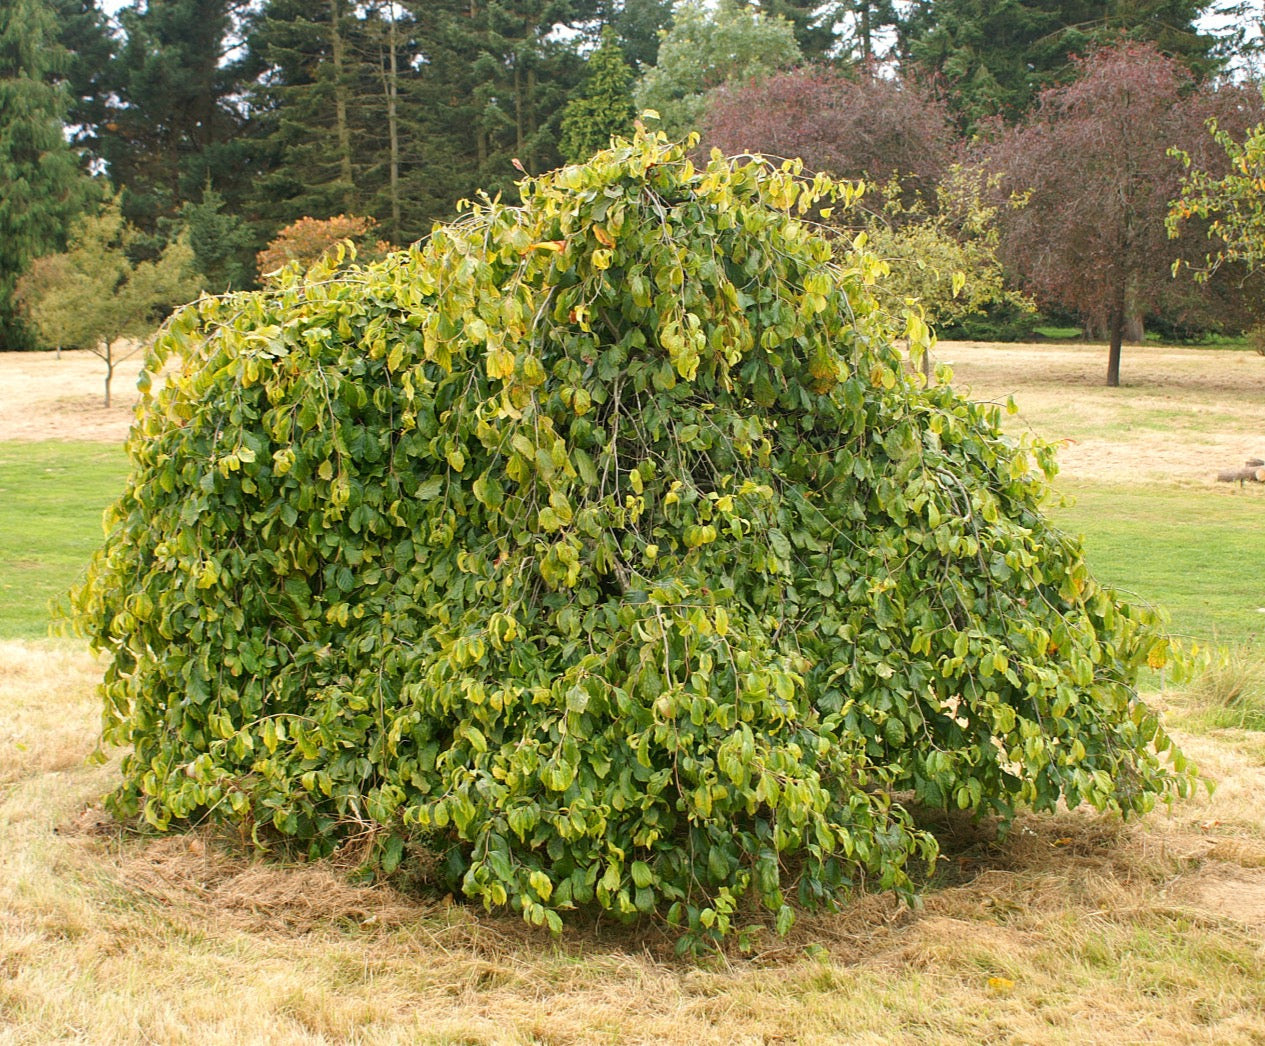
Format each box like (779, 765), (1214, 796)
(50, 0), (115, 172)
(243, 0), (362, 228)
(0, 0), (91, 349)
(898, 0), (1221, 130)
(104, 0), (253, 235)
(559, 25), (636, 162)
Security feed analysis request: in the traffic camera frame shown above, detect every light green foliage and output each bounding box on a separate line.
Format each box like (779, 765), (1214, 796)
(559, 27), (637, 165)
(74, 130), (1192, 947)
(633, 0), (802, 139)
(1169, 96), (1265, 278)
(18, 199), (202, 405)
(861, 166), (1033, 333)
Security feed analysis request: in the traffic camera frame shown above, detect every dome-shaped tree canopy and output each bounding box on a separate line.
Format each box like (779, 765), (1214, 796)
(75, 130), (1191, 945)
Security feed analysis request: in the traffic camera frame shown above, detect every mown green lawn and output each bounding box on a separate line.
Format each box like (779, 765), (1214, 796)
(1052, 479), (1264, 651)
(0, 441), (128, 638)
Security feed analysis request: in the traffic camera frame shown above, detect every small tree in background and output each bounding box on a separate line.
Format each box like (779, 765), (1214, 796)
(178, 185), (258, 293)
(17, 199), (202, 406)
(559, 27), (636, 164)
(987, 43), (1216, 386)
(634, 0), (802, 139)
(704, 67), (957, 204)
(862, 166), (1034, 349)
(256, 213), (389, 284)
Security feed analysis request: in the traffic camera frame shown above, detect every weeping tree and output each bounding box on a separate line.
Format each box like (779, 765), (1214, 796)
(74, 129), (1192, 949)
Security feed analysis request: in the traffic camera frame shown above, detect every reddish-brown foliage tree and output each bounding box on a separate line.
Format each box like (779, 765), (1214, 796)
(985, 43), (1263, 386)
(702, 67), (957, 202)
(256, 214), (391, 283)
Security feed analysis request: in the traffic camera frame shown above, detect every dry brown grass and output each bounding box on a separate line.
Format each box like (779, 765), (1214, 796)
(0, 348), (145, 443)
(2, 642), (1264, 1045)
(935, 341), (1265, 486)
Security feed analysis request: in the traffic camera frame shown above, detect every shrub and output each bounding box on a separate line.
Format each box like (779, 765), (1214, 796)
(256, 214), (390, 284)
(74, 129), (1193, 947)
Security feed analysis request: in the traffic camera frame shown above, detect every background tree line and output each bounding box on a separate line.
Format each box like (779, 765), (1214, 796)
(3, 0), (1264, 383)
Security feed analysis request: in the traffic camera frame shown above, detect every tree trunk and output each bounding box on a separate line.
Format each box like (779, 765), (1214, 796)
(1124, 312), (1145, 344)
(383, 2), (401, 241)
(330, 0), (354, 211)
(514, 62), (525, 159)
(1124, 277), (1144, 343)
(859, 2), (872, 61)
(1106, 310), (1124, 387)
(103, 348), (114, 409)
(526, 65), (537, 172)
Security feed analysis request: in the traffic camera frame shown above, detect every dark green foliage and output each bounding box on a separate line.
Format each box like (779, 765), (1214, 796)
(0, 0), (92, 350)
(609, 0), (674, 70)
(898, 0), (1220, 130)
(761, 0), (841, 59)
(49, 0), (115, 169)
(75, 131), (1193, 945)
(177, 186), (259, 293)
(560, 27), (636, 163)
(104, 0), (254, 235)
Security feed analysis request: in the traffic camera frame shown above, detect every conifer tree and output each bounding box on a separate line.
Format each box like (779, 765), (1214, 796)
(560, 26), (636, 163)
(0, 0), (91, 349)
(610, 0), (673, 71)
(104, 0), (252, 234)
(50, 0), (115, 170)
(898, 0), (1221, 131)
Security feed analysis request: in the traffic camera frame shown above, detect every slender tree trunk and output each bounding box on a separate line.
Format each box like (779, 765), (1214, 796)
(514, 61), (525, 158)
(330, 0), (354, 211)
(383, 2), (401, 241)
(1124, 275), (1144, 343)
(103, 345), (114, 408)
(526, 65), (537, 171)
(1124, 312), (1144, 344)
(859, 2), (872, 61)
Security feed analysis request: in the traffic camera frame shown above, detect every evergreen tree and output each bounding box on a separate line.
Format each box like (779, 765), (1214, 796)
(898, 0), (1221, 131)
(610, 0), (673, 71)
(244, 0), (364, 229)
(50, 0), (115, 171)
(104, 0), (253, 235)
(245, 0), (439, 243)
(0, 0), (92, 349)
(560, 26), (636, 162)
(470, 0), (598, 178)
(176, 185), (257, 292)
(761, 0), (841, 59)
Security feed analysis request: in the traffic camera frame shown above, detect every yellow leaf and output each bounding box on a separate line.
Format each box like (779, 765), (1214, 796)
(526, 240), (566, 253)
(486, 346), (516, 380)
(987, 977), (1015, 993)
(593, 226), (615, 248)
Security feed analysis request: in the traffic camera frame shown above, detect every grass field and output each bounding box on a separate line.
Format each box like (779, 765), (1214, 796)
(1054, 481), (1264, 650)
(1, 343), (1263, 1044)
(0, 441), (128, 638)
